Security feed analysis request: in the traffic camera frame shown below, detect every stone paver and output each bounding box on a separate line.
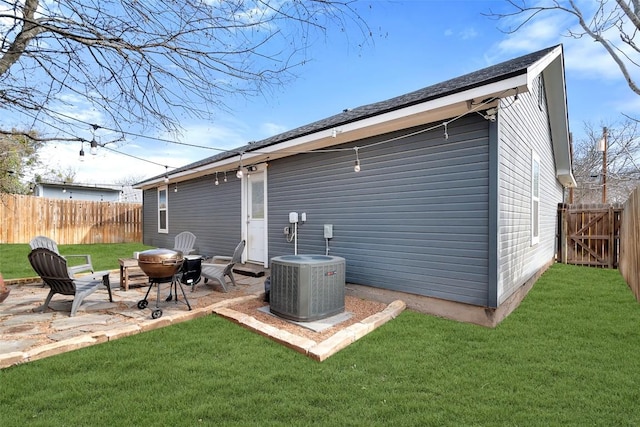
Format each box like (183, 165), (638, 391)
(0, 272), (267, 368)
(1, 272), (404, 367)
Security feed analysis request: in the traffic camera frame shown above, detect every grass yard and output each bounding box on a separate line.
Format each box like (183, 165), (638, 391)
(1, 263), (639, 425)
(0, 243), (153, 280)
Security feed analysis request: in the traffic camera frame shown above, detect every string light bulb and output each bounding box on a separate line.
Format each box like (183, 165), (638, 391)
(353, 147), (361, 172)
(174, 183), (178, 192)
(90, 124), (99, 155)
(79, 142), (85, 161)
(164, 166), (169, 183)
(90, 138), (98, 155)
(214, 172), (219, 186)
(236, 152), (244, 178)
(224, 171), (228, 182)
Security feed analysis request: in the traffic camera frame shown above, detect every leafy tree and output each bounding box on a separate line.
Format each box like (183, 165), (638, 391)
(0, 0), (372, 143)
(0, 130), (41, 194)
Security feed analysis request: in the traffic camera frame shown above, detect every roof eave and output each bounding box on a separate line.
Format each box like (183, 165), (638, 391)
(539, 46), (577, 188)
(136, 77), (530, 190)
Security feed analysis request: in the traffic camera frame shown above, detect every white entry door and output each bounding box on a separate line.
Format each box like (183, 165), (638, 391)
(246, 168), (267, 265)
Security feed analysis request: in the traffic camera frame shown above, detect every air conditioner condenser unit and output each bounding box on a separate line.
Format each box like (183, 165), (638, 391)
(269, 255), (346, 322)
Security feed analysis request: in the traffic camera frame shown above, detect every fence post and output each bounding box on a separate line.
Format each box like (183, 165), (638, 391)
(608, 205), (614, 269)
(557, 203), (567, 264)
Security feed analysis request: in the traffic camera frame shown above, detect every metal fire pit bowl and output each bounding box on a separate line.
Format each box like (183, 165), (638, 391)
(137, 248), (184, 279)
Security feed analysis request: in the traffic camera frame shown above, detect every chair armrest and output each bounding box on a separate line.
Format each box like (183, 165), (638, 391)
(75, 270), (112, 302)
(63, 254), (94, 270)
(88, 270), (111, 279)
(64, 254), (93, 263)
(201, 261), (225, 268)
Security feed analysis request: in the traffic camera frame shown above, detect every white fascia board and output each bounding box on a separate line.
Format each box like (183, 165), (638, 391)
(141, 73), (532, 188)
(241, 76), (529, 156)
(539, 48), (577, 188)
(526, 45), (563, 89)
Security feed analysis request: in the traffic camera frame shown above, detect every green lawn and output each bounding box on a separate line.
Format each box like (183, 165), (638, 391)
(0, 243), (153, 280)
(1, 261), (639, 425)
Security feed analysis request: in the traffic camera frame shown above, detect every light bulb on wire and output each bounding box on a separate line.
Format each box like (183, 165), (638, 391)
(90, 138), (98, 155)
(90, 123), (100, 155)
(236, 152), (244, 178)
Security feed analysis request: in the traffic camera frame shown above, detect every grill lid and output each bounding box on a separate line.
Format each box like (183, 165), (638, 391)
(138, 248), (183, 263)
(137, 248), (184, 278)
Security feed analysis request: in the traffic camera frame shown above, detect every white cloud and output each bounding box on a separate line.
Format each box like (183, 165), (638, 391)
(495, 15), (565, 57)
(489, 3), (640, 86)
(459, 27), (478, 40)
(22, 117), (259, 186)
(443, 27), (477, 40)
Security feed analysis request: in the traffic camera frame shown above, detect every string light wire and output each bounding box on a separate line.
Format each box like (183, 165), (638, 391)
(11, 88), (511, 182)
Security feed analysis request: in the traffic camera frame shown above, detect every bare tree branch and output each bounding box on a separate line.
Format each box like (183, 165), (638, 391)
(0, 0), (373, 140)
(571, 120), (640, 203)
(487, 0), (640, 96)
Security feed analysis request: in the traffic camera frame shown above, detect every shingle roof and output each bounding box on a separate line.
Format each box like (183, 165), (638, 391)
(141, 45), (559, 183)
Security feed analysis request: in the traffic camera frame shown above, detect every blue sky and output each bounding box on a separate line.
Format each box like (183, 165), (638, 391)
(17, 0), (640, 185)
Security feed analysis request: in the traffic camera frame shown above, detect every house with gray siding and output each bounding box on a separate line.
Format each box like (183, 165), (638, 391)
(34, 181), (122, 202)
(136, 45), (575, 323)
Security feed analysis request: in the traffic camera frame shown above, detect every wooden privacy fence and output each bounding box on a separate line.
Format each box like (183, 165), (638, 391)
(0, 194), (142, 244)
(619, 187), (640, 302)
(557, 203), (622, 268)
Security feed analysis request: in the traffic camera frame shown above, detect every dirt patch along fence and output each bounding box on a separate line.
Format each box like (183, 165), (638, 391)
(619, 186), (640, 302)
(0, 194), (142, 244)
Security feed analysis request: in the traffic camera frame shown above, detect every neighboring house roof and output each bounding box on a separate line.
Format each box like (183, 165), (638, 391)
(36, 181), (121, 194)
(137, 44), (575, 189)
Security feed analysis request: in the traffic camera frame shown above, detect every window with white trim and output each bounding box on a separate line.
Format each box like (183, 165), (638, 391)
(158, 185), (168, 233)
(531, 152), (540, 245)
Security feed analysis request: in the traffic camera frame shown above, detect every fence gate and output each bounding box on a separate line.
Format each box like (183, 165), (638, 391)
(557, 203), (622, 268)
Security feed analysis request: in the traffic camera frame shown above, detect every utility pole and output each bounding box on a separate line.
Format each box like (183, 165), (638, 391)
(599, 127), (608, 204)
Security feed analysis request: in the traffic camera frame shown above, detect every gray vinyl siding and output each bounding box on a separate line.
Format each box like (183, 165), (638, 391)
(142, 189), (157, 244)
(142, 175), (241, 257)
(496, 76), (563, 304)
(267, 115), (491, 305)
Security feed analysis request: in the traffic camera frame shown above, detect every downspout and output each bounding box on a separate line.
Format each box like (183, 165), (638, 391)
(487, 117), (500, 309)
